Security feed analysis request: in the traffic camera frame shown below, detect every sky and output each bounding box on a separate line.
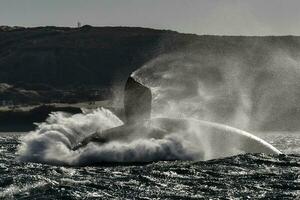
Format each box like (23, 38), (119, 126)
(1, 0), (300, 36)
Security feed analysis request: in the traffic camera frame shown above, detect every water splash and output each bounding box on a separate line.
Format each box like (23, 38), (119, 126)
(18, 108), (200, 165)
(17, 108), (123, 165)
(17, 108), (280, 166)
(18, 47), (296, 165)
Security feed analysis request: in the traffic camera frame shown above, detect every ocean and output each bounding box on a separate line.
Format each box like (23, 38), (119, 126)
(0, 131), (299, 199)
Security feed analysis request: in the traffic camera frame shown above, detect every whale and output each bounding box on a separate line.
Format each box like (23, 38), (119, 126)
(72, 76), (281, 160)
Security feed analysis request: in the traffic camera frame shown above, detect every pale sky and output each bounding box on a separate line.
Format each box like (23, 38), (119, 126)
(1, 0), (300, 36)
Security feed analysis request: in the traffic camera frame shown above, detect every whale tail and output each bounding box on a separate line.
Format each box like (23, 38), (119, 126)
(124, 77), (152, 124)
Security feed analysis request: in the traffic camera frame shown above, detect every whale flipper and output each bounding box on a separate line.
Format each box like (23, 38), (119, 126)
(124, 77), (152, 124)
(72, 77), (152, 150)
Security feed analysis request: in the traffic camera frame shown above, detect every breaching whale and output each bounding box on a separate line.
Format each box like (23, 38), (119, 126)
(73, 76), (281, 160)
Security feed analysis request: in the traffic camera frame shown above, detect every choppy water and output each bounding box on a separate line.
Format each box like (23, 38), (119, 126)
(0, 132), (299, 199)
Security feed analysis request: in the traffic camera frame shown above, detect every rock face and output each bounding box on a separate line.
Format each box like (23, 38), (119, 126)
(124, 77), (152, 124)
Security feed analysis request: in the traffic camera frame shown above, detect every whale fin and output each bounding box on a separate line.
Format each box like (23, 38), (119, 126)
(124, 77), (152, 124)
(72, 77), (152, 150)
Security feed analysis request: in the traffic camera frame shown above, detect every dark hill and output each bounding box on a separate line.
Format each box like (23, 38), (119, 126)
(0, 26), (195, 89)
(1, 26), (300, 90)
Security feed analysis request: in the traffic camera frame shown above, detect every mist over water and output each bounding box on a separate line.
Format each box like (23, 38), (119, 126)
(132, 48), (300, 132)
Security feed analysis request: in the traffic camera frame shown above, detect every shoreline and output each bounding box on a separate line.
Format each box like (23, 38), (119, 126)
(0, 100), (123, 132)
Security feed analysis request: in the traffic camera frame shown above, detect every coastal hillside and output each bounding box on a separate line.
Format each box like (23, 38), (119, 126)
(1, 26), (300, 131)
(0, 26), (194, 89)
(1, 26), (300, 90)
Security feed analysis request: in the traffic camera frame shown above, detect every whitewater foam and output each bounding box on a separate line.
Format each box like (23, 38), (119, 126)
(17, 108), (280, 166)
(17, 108), (123, 165)
(17, 108), (197, 165)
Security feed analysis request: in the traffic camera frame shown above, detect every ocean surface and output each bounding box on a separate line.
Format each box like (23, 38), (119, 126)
(0, 132), (299, 199)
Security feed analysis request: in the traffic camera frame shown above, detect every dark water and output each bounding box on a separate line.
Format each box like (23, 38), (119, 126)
(0, 133), (299, 199)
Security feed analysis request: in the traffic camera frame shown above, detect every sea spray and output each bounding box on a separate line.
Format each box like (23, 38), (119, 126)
(132, 50), (300, 132)
(17, 48), (293, 165)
